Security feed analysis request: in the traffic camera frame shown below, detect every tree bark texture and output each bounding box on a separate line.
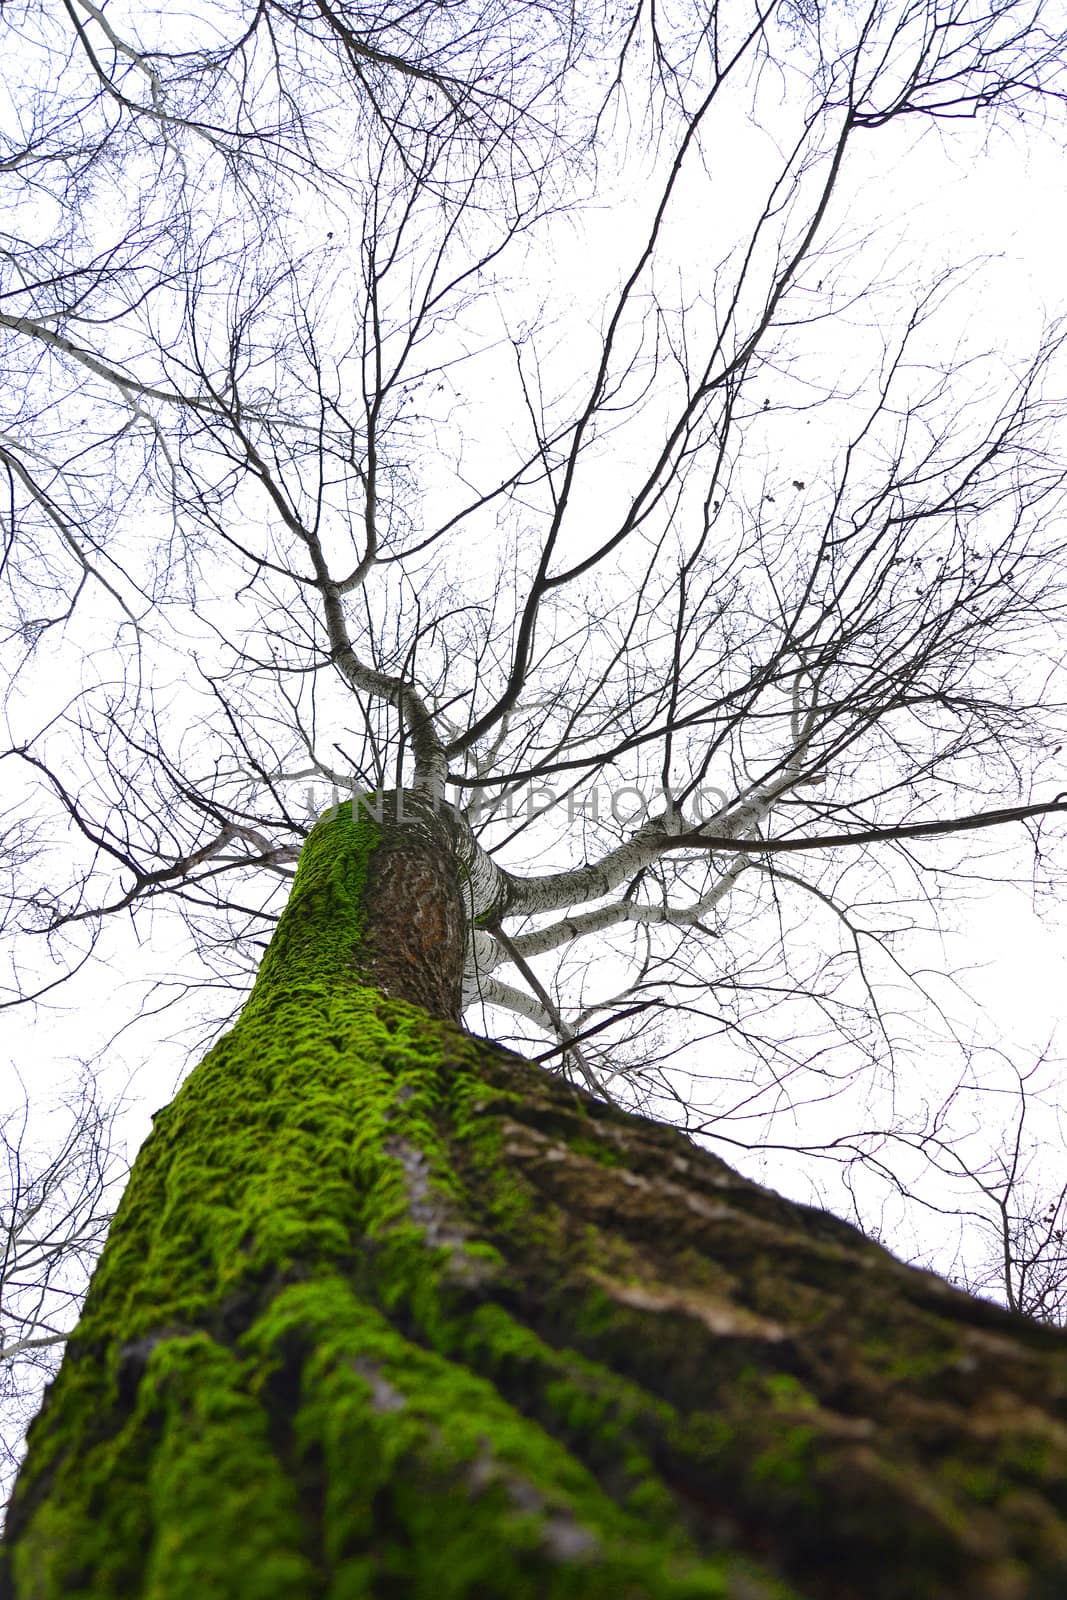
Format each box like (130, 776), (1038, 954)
(3, 807), (1067, 1599)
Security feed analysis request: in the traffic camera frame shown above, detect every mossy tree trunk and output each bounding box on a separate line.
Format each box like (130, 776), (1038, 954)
(4, 804), (1067, 1600)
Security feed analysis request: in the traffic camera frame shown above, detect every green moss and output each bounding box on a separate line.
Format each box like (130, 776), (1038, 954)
(755, 1374), (818, 1412)
(241, 799), (381, 1019)
(996, 1427), (1055, 1480)
(749, 1426), (819, 1496)
(564, 1136), (625, 1168)
(242, 1277), (725, 1598)
(4, 811), (803, 1600)
(858, 1330), (961, 1386)
(940, 1459), (1002, 1506)
(13, 1335), (317, 1600)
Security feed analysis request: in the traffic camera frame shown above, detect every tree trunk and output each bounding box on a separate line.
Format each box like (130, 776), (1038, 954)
(3, 805), (1067, 1600)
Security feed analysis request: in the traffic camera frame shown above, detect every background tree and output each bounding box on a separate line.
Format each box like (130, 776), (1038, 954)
(0, 1071), (123, 1509)
(4, 0), (1067, 1585)
(922, 1060), (1067, 1326)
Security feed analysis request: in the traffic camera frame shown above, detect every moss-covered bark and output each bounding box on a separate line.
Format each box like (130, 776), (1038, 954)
(4, 807), (1067, 1599)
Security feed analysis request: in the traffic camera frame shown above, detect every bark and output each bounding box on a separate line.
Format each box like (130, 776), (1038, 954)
(3, 806), (1067, 1600)
(341, 791), (468, 1022)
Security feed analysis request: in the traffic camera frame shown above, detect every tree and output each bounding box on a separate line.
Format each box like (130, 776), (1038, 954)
(925, 1061), (1067, 1326)
(4, 0), (1067, 1590)
(5, 807), (1067, 1597)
